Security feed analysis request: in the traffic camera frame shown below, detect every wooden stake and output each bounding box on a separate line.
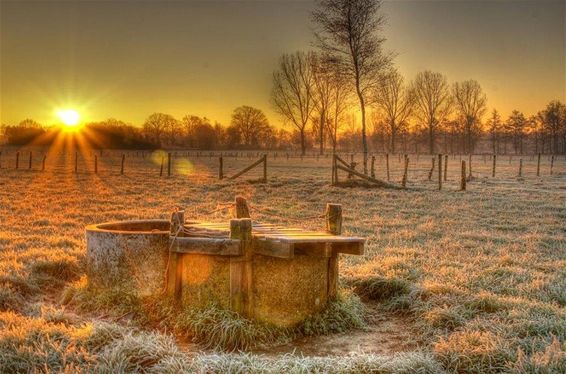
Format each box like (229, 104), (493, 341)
(42, 155), (46, 171)
(518, 158), (523, 177)
(325, 203), (342, 300)
(492, 154), (496, 178)
(167, 210), (185, 300)
(160, 156), (164, 176)
(219, 156), (224, 180)
(385, 153), (390, 181)
(28, 151), (32, 169)
(468, 154), (472, 179)
(94, 155), (98, 174)
(461, 160), (467, 191)
(371, 155), (375, 178)
(235, 196), (251, 218)
(230, 218), (253, 317)
(537, 153), (541, 177)
(428, 157), (435, 181)
(401, 156), (409, 189)
(550, 155), (555, 175)
(444, 154), (448, 181)
(16, 152), (19, 169)
(167, 152), (172, 177)
(120, 154), (125, 175)
(438, 154), (442, 190)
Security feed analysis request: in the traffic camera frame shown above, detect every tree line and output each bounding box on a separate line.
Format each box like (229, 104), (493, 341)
(2, 0), (565, 158)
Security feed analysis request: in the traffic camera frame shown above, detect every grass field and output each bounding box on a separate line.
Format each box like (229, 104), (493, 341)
(0, 148), (564, 373)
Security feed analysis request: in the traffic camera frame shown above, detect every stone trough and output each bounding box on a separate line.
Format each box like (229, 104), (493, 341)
(86, 199), (365, 328)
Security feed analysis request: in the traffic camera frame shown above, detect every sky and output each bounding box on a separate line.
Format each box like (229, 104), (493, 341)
(1, 0), (564, 127)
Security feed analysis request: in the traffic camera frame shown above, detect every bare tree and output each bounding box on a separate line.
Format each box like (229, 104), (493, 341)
(543, 100), (566, 154)
(230, 105), (271, 148)
(486, 109), (502, 154)
(452, 80), (487, 154)
(327, 67), (350, 153)
(411, 71), (452, 154)
(311, 54), (333, 155)
(374, 70), (414, 153)
(143, 113), (178, 147)
(506, 110), (527, 154)
(271, 52), (316, 155)
(312, 0), (392, 173)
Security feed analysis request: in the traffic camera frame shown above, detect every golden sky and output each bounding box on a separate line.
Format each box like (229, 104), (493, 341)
(1, 0), (564, 127)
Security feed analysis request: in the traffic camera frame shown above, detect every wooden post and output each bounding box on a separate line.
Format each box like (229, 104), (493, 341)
(15, 152), (19, 169)
(167, 210), (185, 300)
(325, 203), (342, 300)
(94, 155), (98, 174)
(160, 156), (164, 177)
(438, 154), (442, 190)
(219, 156), (224, 180)
(428, 157), (435, 181)
(537, 153), (541, 177)
(235, 196), (251, 218)
(401, 156), (409, 189)
(492, 154), (496, 178)
(550, 155), (555, 175)
(0, 151), (2, 168)
(444, 154), (448, 181)
(461, 160), (467, 191)
(518, 158), (523, 177)
(74, 152), (78, 173)
(28, 151), (32, 169)
(167, 152), (172, 177)
(120, 154), (125, 175)
(42, 155), (46, 171)
(385, 153), (390, 181)
(230, 218), (253, 318)
(263, 154), (267, 183)
(370, 156), (375, 178)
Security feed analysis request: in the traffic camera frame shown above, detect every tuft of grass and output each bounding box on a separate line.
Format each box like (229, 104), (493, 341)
(299, 290), (366, 336)
(347, 276), (413, 302)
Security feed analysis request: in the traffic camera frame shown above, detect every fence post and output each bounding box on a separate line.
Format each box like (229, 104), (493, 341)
(518, 158), (523, 177)
(444, 154), (448, 181)
(28, 151), (32, 169)
(42, 155), (46, 171)
(167, 152), (172, 177)
(229, 218), (253, 318)
(0, 151), (2, 168)
(537, 153), (541, 177)
(94, 155), (98, 174)
(461, 160), (466, 191)
(401, 156), (409, 189)
(16, 152), (19, 169)
(438, 154), (442, 190)
(219, 156), (224, 180)
(550, 155), (555, 175)
(468, 154), (472, 179)
(492, 154), (496, 178)
(160, 156), (164, 177)
(371, 155), (375, 178)
(120, 154), (125, 175)
(325, 203), (342, 300)
(385, 153), (390, 181)
(428, 157), (435, 181)
(74, 152), (78, 173)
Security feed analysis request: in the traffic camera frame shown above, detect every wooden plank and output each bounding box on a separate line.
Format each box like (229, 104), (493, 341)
(171, 237), (241, 255)
(332, 241), (365, 255)
(229, 157), (264, 180)
(294, 242), (332, 258)
(252, 238), (294, 259)
(229, 219), (254, 319)
(336, 164), (390, 185)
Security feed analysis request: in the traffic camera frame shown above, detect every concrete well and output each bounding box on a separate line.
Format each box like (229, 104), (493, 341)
(85, 220), (170, 297)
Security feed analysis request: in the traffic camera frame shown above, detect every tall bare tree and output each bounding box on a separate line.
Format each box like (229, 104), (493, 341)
(486, 109), (502, 154)
(327, 67), (350, 153)
(452, 80), (487, 154)
(411, 71), (452, 154)
(543, 100), (566, 154)
(506, 110), (527, 154)
(271, 52), (316, 155)
(311, 54), (333, 155)
(230, 106), (271, 148)
(312, 0), (392, 173)
(374, 70), (414, 153)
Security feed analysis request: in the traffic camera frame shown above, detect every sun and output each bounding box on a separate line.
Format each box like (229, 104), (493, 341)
(56, 109), (81, 128)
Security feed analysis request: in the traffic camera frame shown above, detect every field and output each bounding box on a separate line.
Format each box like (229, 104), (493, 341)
(0, 148), (565, 373)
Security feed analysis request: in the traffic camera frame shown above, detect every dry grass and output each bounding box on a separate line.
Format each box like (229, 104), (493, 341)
(0, 147), (565, 372)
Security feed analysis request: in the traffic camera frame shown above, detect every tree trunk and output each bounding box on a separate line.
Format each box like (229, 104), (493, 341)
(428, 124), (434, 154)
(319, 111), (325, 155)
(356, 90), (368, 174)
(390, 123), (396, 154)
(300, 128), (306, 156)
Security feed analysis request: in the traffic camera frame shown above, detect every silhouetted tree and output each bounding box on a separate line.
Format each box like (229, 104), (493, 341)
(486, 109), (502, 154)
(374, 69), (414, 153)
(543, 100), (566, 154)
(506, 110), (527, 154)
(230, 106), (272, 148)
(452, 80), (487, 154)
(271, 52), (316, 155)
(312, 0), (392, 173)
(411, 71), (452, 154)
(143, 113), (178, 146)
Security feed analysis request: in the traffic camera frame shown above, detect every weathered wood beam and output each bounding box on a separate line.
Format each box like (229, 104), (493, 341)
(229, 219), (253, 318)
(252, 238), (294, 259)
(171, 237), (241, 255)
